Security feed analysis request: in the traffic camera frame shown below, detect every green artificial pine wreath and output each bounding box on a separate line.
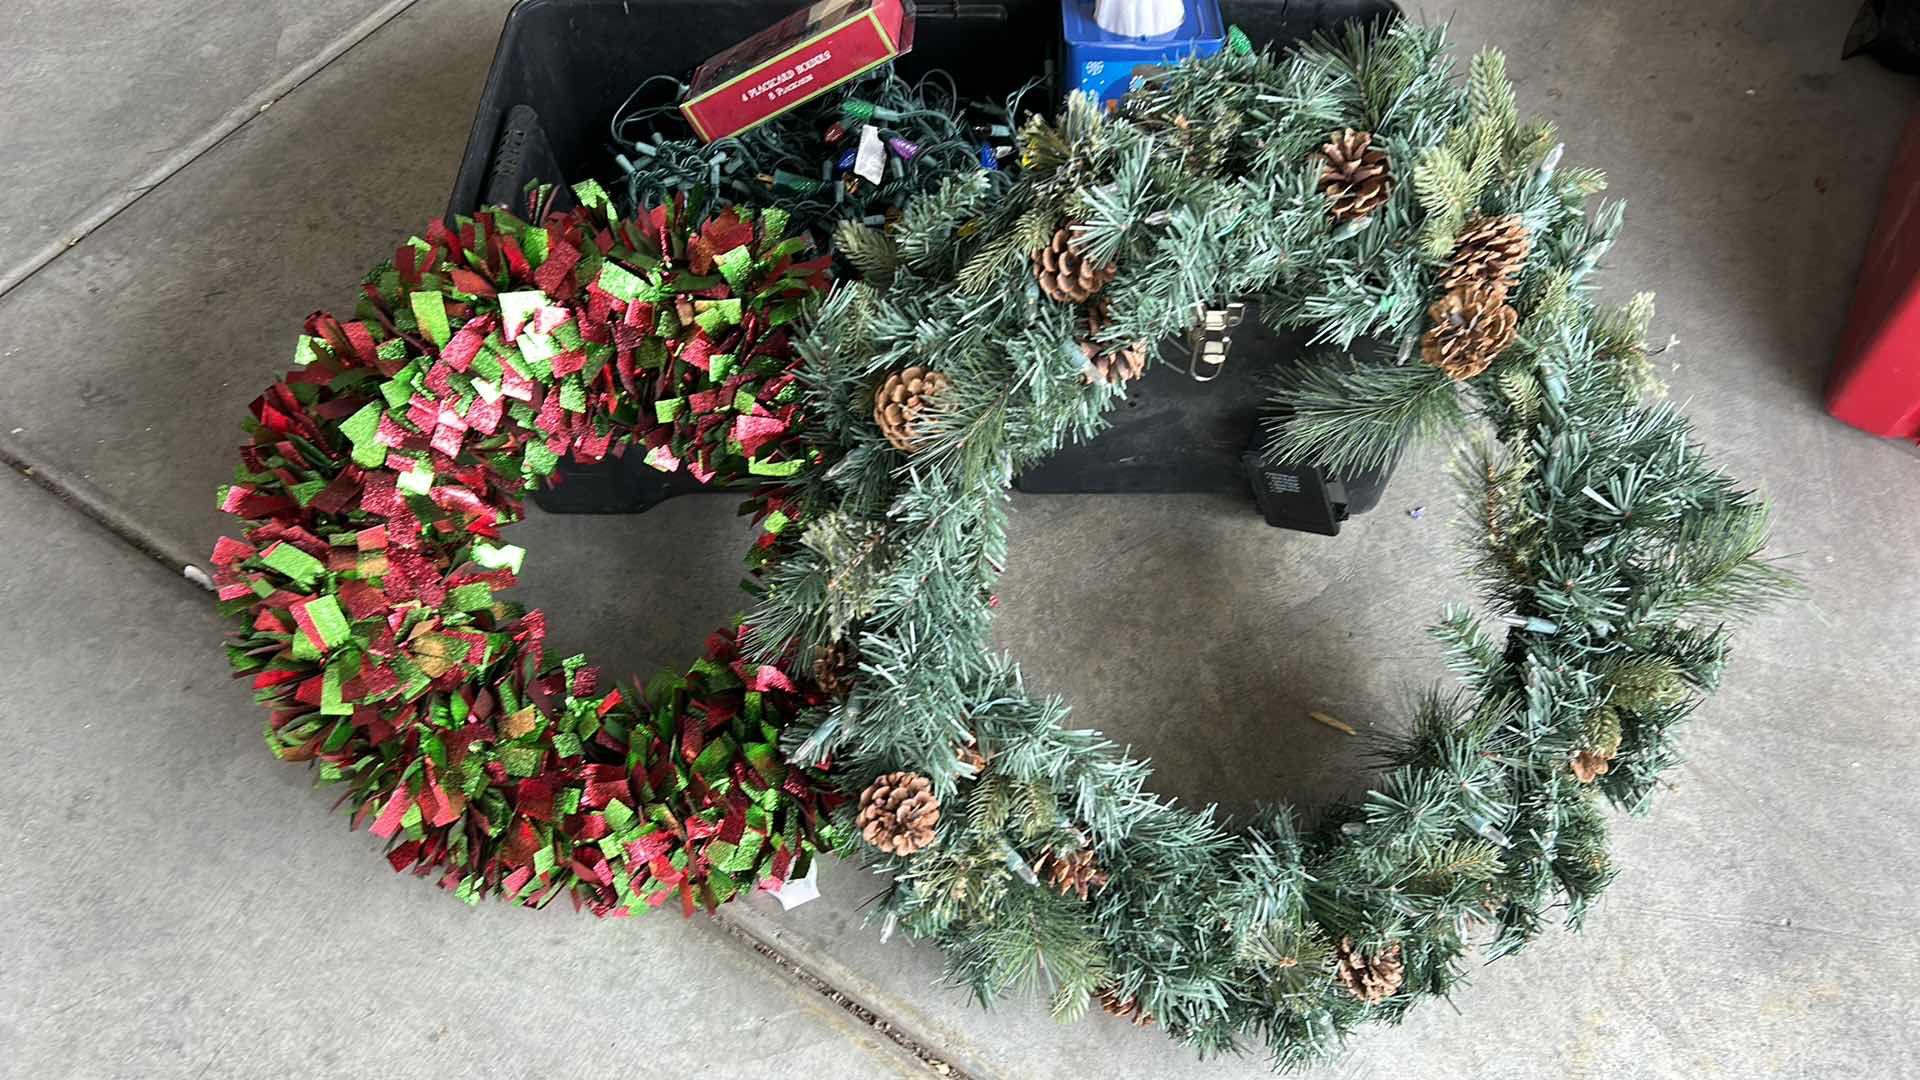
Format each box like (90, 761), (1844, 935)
(747, 21), (1789, 1068)
(210, 18), (1790, 1072)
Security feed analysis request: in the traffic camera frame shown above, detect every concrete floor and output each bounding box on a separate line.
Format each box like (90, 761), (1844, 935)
(2, 1), (1916, 1078)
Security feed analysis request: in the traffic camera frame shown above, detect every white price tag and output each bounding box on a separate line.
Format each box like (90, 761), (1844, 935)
(767, 858), (821, 910)
(854, 124), (887, 185)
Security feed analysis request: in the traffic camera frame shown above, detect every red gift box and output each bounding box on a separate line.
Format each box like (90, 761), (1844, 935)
(681, 0), (914, 143)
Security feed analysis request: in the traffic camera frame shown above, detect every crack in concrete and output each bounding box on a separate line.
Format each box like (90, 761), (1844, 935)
(0, 0), (422, 303)
(713, 913), (983, 1079)
(0, 434), (204, 583)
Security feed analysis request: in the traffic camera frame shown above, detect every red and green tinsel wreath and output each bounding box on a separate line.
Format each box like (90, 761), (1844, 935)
(212, 184), (843, 916)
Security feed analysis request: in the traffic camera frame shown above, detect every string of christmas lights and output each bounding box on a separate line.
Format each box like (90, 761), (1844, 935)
(608, 65), (1040, 239)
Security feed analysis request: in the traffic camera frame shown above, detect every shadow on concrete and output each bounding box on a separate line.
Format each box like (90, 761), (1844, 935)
(995, 486), (1455, 828)
(507, 483), (1435, 830)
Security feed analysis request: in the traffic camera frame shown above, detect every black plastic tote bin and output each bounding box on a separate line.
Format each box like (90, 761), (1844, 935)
(449, 0), (1401, 533)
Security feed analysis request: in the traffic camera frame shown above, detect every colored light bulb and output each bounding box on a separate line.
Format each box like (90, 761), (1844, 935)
(771, 169), (825, 193)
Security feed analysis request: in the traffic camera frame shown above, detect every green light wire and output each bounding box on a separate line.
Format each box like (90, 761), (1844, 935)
(607, 64), (1040, 240)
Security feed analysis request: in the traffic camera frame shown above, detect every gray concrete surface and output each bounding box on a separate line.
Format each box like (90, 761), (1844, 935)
(0, 0), (502, 559)
(0, 0), (412, 290)
(0, 472), (921, 1080)
(3, 0), (1919, 1078)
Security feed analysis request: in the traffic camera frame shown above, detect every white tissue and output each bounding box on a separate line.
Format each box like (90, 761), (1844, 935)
(1093, 0), (1185, 38)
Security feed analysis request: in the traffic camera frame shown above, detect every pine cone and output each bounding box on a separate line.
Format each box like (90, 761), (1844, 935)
(1079, 299), (1149, 384)
(855, 771), (940, 856)
(1035, 847), (1109, 901)
(1420, 283), (1518, 380)
(872, 367), (950, 453)
(1317, 129), (1393, 222)
(1582, 705), (1623, 758)
(1570, 749), (1615, 784)
(1097, 986), (1153, 1027)
(1032, 227), (1116, 304)
(956, 739), (989, 776)
(1440, 214), (1531, 298)
(1334, 937), (1404, 1004)
(812, 639), (858, 697)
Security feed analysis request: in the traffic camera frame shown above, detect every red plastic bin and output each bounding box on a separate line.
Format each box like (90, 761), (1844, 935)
(1829, 107), (1920, 443)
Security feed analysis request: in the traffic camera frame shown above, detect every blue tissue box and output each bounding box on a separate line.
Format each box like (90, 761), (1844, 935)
(1061, 0), (1226, 105)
